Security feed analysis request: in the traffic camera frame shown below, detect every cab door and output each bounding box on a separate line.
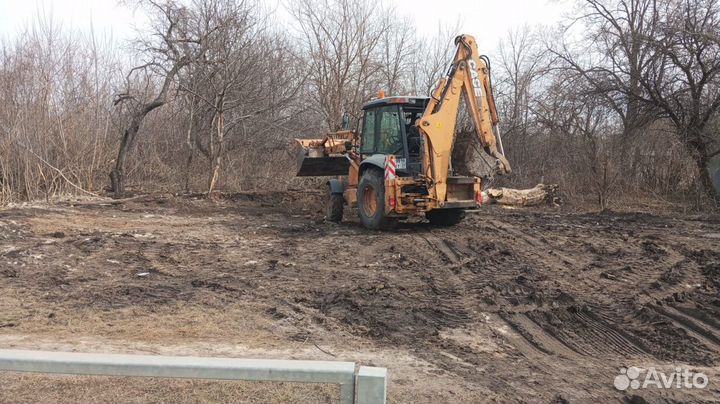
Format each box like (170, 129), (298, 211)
(360, 105), (407, 165)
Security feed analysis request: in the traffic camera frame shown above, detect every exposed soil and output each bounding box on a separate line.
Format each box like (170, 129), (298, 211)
(1, 192), (719, 403)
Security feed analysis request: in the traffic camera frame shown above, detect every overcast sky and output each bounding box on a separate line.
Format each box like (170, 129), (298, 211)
(0, 0), (571, 50)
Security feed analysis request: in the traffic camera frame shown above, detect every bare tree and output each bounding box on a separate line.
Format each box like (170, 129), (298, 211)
(637, 0), (720, 201)
(409, 22), (460, 95)
(379, 16), (416, 95)
(0, 10), (119, 202)
(290, 0), (390, 130)
(494, 26), (550, 180)
(555, 0), (720, 201)
(180, 0), (265, 193)
(553, 0), (659, 136)
(110, 0), (205, 196)
(532, 72), (624, 208)
(178, 0), (305, 193)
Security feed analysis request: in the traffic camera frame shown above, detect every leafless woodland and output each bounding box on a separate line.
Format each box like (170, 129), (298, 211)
(0, 0), (719, 209)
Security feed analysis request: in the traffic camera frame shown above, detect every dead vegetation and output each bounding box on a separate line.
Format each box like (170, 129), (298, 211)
(0, 0), (718, 207)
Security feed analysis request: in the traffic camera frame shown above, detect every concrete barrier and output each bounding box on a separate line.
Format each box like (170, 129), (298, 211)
(0, 349), (387, 404)
(356, 366), (388, 404)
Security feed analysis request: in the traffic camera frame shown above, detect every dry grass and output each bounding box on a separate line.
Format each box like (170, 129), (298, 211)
(0, 373), (339, 403)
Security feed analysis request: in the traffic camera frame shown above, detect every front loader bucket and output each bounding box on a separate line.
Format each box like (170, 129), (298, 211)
(296, 155), (350, 177)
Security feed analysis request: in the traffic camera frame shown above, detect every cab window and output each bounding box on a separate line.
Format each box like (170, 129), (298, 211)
(376, 105), (402, 154)
(360, 105), (403, 154)
(360, 109), (376, 153)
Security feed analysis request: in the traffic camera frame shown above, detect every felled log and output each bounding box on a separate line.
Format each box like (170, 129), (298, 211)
(482, 184), (561, 207)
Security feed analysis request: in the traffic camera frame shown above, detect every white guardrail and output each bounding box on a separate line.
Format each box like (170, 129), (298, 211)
(0, 349), (387, 404)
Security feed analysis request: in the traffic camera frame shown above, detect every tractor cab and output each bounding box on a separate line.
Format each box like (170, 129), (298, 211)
(358, 96), (429, 176)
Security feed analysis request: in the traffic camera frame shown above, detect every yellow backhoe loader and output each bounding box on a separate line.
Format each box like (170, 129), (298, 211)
(296, 34), (511, 229)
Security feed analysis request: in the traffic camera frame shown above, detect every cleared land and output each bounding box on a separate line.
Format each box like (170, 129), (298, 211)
(1, 193), (719, 403)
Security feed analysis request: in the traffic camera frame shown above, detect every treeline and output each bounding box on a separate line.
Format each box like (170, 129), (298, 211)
(0, 0), (718, 208)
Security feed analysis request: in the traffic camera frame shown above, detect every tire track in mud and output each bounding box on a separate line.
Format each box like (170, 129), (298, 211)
(410, 226), (656, 365)
(320, 211), (720, 375)
(673, 303), (720, 330)
(421, 235), (460, 264)
(402, 234), (618, 374)
(497, 312), (580, 358)
(575, 310), (649, 356)
(498, 303), (656, 361)
(417, 336), (531, 397)
(318, 231), (506, 383)
(482, 218), (585, 270)
(593, 243), (698, 295)
(654, 304), (720, 352)
(271, 208), (720, 394)
(305, 231), (476, 342)
(481, 212), (720, 367)
(413, 232), (486, 301)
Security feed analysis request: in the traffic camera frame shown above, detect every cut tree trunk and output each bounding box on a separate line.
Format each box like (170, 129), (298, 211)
(452, 130), (495, 179)
(482, 184), (561, 207)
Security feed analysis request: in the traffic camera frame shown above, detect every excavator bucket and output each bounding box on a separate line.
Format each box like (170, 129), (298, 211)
(296, 155), (350, 177)
(294, 139), (350, 176)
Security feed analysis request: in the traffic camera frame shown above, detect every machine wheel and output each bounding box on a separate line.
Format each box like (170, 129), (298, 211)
(325, 190), (344, 223)
(357, 169), (397, 230)
(426, 209), (465, 227)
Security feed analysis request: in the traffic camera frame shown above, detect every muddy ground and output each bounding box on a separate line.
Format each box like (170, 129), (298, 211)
(0, 192), (719, 403)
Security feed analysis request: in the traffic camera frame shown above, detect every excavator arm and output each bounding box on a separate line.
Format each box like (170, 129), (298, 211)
(418, 34), (511, 204)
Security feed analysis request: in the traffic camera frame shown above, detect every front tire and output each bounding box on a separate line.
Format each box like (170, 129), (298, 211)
(426, 208), (465, 226)
(357, 169), (397, 230)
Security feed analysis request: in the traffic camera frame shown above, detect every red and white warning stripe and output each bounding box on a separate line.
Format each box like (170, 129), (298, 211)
(384, 155), (396, 180)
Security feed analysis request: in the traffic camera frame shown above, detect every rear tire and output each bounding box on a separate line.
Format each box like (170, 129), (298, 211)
(426, 209), (465, 226)
(357, 169), (397, 230)
(325, 190), (344, 223)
